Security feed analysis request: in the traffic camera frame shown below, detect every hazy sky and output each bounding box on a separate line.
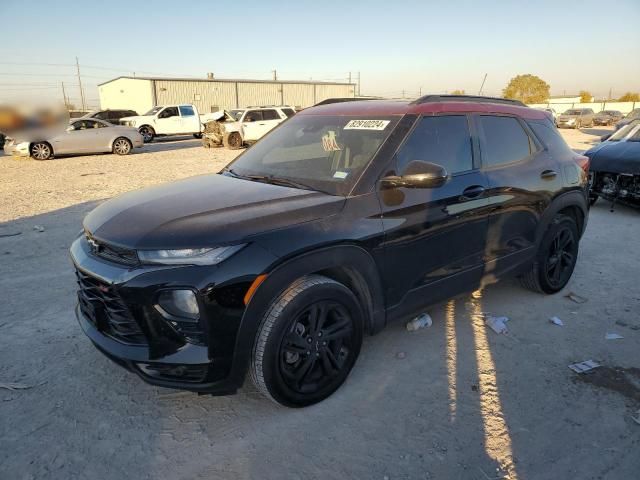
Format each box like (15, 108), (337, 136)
(1, 0), (639, 107)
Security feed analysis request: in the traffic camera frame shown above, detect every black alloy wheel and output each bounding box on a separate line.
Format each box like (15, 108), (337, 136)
(543, 225), (577, 290)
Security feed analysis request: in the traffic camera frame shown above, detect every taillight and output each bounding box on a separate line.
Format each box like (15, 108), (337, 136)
(575, 155), (590, 174)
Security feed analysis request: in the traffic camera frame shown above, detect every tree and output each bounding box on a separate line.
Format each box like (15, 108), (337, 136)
(579, 90), (592, 103)
(451, 89), (465, 95)
(502, 74), (550, 104)
(618, 92), (640, 102)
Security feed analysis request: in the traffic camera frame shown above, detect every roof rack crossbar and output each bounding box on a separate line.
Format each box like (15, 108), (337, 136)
(410, 95), (526, 107)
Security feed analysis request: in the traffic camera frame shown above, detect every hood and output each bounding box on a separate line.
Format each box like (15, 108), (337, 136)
(587, 141), (640, 175)
(119, 115), (149, 123)
(558, 114), (578, 120)
(84, 174), (345, 249)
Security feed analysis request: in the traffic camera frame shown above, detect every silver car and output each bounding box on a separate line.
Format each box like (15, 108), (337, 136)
(556, 108), (595, 129)
(4, 118), (143, 160)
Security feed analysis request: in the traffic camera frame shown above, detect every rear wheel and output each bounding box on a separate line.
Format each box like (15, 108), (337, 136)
(138, 126), (155, 143)
(30, 142), (52, 160)
(223, 131), (243, 149)
(112, 137), (132, 155)
(251, 275), (363, 407)
(520, 214), (579, 294)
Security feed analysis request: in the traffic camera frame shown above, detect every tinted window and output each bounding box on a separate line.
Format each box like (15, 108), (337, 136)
(179, 105), (195, 117)
(281, 108), (296, 118)
(159, 107), (179, 118)
(528, 120), (573, 154)
(261, 109), (280, 120)
(396, 115), (473, 174)
(244, 111), (263, 122)
(478, 116), (532, 167)
(93, 112), (108, 120)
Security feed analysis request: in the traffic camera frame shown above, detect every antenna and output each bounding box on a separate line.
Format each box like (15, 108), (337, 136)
(478, 73), (487, 95)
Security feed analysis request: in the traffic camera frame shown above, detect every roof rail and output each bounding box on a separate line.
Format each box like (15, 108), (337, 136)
(410, 95), (526, 107)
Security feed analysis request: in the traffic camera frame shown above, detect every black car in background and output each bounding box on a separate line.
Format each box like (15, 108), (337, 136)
(71, 96), (590, 407)
(593, 110), (623, 126)
(82, 109), (138, 125)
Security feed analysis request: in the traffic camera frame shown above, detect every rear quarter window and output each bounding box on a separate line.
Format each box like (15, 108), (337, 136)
(477, 115), (533, 167)
(527, 120), (574, 155)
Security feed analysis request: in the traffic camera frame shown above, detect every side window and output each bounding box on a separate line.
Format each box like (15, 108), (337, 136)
(71, 121), (83, 130)
(396, 115), (473, 175)
(281, 108), (296, 118)
(159, 107), (179, 119)
(477, 115), (532, 167)
(244, 111), (263, 122)
(527, 120), (574, 155)
(94, 112), (108, 120)
(261, 109), (281, 120)
(179, 105), (195, 117)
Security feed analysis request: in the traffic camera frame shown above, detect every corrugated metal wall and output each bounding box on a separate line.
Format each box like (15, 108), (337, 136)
(152, 79), (354, 112)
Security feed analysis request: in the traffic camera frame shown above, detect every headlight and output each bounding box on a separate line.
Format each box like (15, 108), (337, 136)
(567, 118), (575, 123)
(137, 244), (245, 265)
(157, 289), (199, 320)
(16, 141), (29, 150)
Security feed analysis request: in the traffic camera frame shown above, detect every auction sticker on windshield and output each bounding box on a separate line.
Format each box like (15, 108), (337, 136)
(344, 120), (390, 130)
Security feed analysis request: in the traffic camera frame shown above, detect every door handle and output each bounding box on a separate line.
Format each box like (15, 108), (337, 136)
(541, 170), (558, 179)
(461, 185), (485, 200)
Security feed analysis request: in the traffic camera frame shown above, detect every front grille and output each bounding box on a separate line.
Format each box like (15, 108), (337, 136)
(85, 233), (138, 266)
(137, 363), (208, 383)
(76, 269), (148, 345)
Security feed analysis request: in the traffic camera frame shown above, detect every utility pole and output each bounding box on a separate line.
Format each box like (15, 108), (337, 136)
(272, 69), (277, 81)
(608, 87), (612, 100)
(75, 56), (86, 111)
(348, 72), (352, 84)
(419, 86), (422, 97)
(478, 73), (487, 95)
(357, 71), (361, 97)
(402, 89), (405, 99)
(61, 82), (68, 109)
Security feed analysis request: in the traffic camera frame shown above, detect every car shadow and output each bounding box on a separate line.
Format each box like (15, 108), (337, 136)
(141, 137), (202, 153)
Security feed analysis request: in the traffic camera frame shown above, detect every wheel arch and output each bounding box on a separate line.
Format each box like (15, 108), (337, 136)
(536, 190), (588, 244)
(228, 244), (386, 387)
(29, 140), (53, 157)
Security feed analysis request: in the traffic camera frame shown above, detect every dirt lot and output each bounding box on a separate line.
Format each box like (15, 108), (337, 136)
(1, 127), (639, 480)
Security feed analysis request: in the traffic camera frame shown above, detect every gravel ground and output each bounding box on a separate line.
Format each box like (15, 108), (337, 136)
(1, 127), (639, 480)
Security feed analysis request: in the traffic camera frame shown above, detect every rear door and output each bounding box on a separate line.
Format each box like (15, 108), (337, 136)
(178, 105), (201, 133)
(379, 114), (490, 317)
(476, 114), (563, 277)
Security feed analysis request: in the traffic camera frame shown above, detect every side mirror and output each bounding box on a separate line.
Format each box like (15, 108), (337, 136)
(381, 160), (449, 189)
(66, 125), (74, 132)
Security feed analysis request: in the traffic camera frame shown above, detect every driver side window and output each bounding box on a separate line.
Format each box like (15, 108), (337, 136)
(396, 115), (473, 175)
(159, 107), (179, 119)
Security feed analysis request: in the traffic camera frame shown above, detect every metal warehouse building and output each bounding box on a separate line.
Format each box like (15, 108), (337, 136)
(98, 76), (356, 115)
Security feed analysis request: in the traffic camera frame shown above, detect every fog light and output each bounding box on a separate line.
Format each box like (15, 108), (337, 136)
(157, 289), (199, 320)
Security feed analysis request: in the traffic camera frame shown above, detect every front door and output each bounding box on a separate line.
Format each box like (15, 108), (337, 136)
(378, 114), (491, 319)
(154, 106), (181, 135)
(53, 120), (102, 154)
(241, 110), (265, 141)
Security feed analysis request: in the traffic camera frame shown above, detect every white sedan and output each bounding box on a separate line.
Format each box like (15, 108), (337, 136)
(4, 118), (144, 160)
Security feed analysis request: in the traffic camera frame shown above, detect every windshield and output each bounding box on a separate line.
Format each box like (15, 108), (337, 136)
(626, 109), (640, 119)
(223, 114), (400, 196)
(563, 110), (581, 115)
(229, 109), (245, 121)
(143, 106), (163, 116)
(607, 122), (637, 141)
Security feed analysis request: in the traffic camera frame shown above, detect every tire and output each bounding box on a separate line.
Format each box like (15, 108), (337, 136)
(520, 214), (580, 294)
(138, 126), (155, 143)
(575, 120), (581, 129)
(251, 275), (364, 407)
(223, 131), (243, 150)
(193, 133), (202, 139)
(112, 137), (132, 155)
(30, 142), (52, 160)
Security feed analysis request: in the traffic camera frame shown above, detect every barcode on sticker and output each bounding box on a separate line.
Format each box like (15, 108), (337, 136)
(344, 120), (390, 130)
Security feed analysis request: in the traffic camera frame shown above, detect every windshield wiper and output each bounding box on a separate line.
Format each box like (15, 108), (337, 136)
(222, 169), (316, 192)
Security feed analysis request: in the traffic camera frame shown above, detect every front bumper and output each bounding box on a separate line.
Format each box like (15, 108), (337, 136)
(70, 235), (277, 394)
(4, 142), (29, 157)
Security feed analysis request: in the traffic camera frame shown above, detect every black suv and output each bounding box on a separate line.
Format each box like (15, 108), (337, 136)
(83, 109), (138, 125)
(71, 96), (590, 407)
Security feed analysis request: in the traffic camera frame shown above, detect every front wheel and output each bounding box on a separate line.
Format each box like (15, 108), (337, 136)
(520, 214), (579, 294)
(138, 126), (155, 143)
(30, 142), (52, 160)
(193, 133), (202, 139)
(251, 275), (364, 407)
(223, 131), (243, 149)
(112, 137), (132, 155)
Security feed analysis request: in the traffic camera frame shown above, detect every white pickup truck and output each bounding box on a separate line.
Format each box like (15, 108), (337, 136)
(119, 104), (210, 142)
